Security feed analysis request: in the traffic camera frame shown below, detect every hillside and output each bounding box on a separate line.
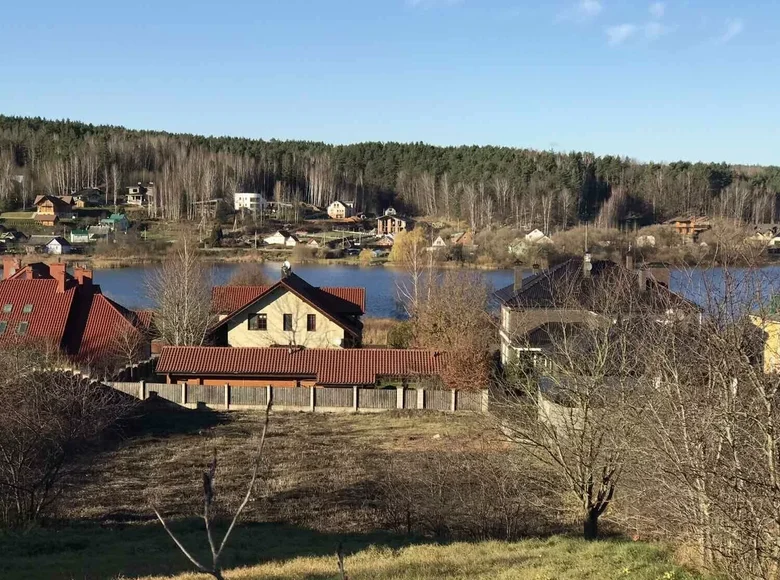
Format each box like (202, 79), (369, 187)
(0, 407), (700, 580)
(1, 115), (779, 230)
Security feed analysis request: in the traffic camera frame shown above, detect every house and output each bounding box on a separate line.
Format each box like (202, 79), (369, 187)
(494, 255), (690, 367)
(509, 230), (553, 257)
(46, 237), (72, 255)
(373, 234), (395, 248)
(100, 213), (130, 232)
(430, 236), (448, 250)
(307, 239), (320, 248)
(0, 230), (28, 246)
(450, 231), (476, 247)
(209, 269), (365, 348)
(0, 258), (150, 371)
(73, 188), (104, 208)
(666, 216), (711, 243)
(377, 213), (408, 236)
(126, 183), (153, 206)
(156, 346), (447, 388)
(69, 229), (93, 244)
(233, 193), (267, 212)
(33, 195), (74, 226)
(749, 315), (780, 373)
(327, 201), (354, 220)
(747, 224), (779, 246)
(263, 230), (299, 246)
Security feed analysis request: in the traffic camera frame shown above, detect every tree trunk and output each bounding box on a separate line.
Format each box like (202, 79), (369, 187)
(584, 510), (599, 540)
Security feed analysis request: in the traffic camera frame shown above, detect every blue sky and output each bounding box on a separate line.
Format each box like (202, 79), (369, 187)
(0, 0), (776, 165)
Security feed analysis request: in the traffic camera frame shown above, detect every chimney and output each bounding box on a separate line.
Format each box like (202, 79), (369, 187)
(625, 254), (634, 271)
(74, 266), (93, 287)
(2, 256), (20, 280)
(50, 262), (66, 293)
(583, 253), (593, 278)
(637, 269), (647, 292)
(513, 267), (523, 292)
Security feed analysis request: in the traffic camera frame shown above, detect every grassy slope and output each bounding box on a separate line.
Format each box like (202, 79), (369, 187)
(0, 409), (701, 580)
(135, 537), (699, 580)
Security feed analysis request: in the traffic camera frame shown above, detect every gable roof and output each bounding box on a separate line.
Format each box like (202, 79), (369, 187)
(211, 273), (365, 335)
(33, 195), (73, 210)
(494, 257), (688, 310)
(157, 346), (448, 386)
(0, 263), (149, 366)
(48, 237), (71, 246)
(0, 279), (78, 349)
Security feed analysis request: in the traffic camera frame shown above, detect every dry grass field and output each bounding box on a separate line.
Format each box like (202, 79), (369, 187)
(0, 405), (703, 580)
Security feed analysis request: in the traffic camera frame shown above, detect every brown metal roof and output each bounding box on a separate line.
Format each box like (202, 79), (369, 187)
(157, 346), (448, 386)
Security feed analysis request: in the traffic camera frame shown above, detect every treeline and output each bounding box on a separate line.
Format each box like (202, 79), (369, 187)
(2, 115), (780, 227)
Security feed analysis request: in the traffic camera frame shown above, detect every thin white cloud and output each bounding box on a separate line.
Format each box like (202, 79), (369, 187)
(606, 23), (637, 45)
(719, 18), (744, 43)
(649, 2), (665, 19)
(406, 0), (463, 7)
(558, 0), (603, 22)
(644, 21), (671, 39)
(579, 0), (603, 17)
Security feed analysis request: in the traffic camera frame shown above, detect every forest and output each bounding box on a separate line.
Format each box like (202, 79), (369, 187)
(1, 115), (779, 230)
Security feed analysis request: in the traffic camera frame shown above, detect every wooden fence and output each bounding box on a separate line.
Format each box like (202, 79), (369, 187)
(108, 381), (488, 413)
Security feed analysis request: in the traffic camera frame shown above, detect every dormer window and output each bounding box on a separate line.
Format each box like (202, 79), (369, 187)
(22, 304), (33, 314)
(0, 322), (6, 335)
(16, 321), (28, 335)
(2, 304), (11, 313)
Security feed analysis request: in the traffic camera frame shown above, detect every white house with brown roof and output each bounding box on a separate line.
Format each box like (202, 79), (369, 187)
(263, 230), (299, 246)
(327, 200), (354, 219)
(210, 270), (365, 349)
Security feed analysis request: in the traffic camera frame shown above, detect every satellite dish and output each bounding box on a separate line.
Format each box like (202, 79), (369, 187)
(584, 262), (593, 272)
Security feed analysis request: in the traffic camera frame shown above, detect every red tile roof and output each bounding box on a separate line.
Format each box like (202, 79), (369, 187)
(72, 294), (146, 364)
(157, 346), (448, 386)
(0, 263), (149, 367)
(212, 283), (365, 315)
(0, 279), (77, 348)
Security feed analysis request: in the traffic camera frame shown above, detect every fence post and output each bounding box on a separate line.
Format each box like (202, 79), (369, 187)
(352, 385), (359, 412)
(451, 389), (457, 412)
(139, 380), (146, 400)
(396, 386), (404, 409)
(417, 388), (425, 410)
(181, 383), (187, 405)
(481, 389), (489, 413)
(225, 384), (230, 410)
(310, 387), (315, 412)
(266, 385), (272, 407)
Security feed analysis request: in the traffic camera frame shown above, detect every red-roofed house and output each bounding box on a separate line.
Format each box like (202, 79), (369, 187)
(210, 271), (365, 348)
(0, 257), (151, 373)
(157, 346), (448, 388)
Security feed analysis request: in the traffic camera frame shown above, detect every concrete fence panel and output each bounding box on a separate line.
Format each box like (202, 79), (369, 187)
(424, 390), (452, 411)
(358, 388), (396, 409)
(316, 387), (353, 408)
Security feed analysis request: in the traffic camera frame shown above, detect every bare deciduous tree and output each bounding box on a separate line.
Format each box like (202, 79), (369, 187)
(146, 236), (214, 346)
(153, 403), (270, 580)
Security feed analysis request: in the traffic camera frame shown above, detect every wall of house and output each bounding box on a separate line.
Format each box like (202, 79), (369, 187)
(226, 287), (347, 348)
(750, 316), (780, 374)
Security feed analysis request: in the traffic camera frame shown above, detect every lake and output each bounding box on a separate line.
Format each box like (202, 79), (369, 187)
(78, 263), (780, 319)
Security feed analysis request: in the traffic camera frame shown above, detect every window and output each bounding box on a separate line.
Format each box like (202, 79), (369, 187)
(283, 314), (293, 331)
(0, 322), (6, 335)
(22, 304), (33, 314)
(16, 321), (28, 335)
(2, 304), (11, 313)
(307, 314), (317, 332)
(248, 313), (267, 331)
